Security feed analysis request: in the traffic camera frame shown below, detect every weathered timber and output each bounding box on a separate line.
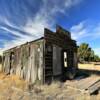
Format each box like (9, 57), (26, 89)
(66, 76), (100, 94)
(2, 26), (78, 84)
(87, 80), (100, 94)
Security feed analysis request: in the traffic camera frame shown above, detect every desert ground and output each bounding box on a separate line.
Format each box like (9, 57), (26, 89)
(0, 63), (100, 100)
(79, 63), (100, 71)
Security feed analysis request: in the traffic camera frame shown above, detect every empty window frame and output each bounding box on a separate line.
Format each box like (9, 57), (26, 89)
(64, 51), (67, 67)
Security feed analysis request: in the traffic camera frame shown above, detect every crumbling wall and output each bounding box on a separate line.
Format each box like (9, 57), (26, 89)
(3, 39), (44, 84)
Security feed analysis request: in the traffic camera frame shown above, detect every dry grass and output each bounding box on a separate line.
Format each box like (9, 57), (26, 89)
(41, 82), (63, 95)
(0, 72), (28, 100)
(0, 72), (27, 89)
(0, 63), (100, 100)
(0, 64), (2, 72)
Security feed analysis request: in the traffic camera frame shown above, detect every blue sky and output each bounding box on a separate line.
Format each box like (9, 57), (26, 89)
(0, 0), (100, 56)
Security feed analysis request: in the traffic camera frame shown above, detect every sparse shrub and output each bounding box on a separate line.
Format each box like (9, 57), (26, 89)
(27, 83), (34, 91)
(27, 83), (42, 93)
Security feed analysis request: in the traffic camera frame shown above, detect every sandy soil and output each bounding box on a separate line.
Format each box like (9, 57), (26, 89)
(79, 63), (100, 71)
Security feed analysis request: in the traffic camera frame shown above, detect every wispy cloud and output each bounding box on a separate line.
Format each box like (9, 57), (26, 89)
(70, 20), (100, 40)
(70, 20), (100, 56)
(70, 21), (88, 39)
(0, 0), (82, 51)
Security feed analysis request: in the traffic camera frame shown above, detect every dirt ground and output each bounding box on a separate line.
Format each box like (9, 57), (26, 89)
(0, 63), (100, 100)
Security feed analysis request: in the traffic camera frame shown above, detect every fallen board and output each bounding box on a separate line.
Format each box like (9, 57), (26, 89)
(65, 76), (100, 94)
(86, 80), (100, 94)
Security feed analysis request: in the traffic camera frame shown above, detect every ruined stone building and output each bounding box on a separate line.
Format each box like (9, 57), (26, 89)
(2, 26), (78, 84)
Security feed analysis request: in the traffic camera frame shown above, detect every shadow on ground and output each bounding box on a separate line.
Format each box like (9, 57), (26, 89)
(69, 68), (100, 81)
(78, 69), (100, 76)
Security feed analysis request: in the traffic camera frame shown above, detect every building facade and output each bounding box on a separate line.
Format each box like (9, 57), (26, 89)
(2, 26), (78, 84)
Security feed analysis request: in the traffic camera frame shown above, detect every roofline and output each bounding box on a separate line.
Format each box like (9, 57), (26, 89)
(4, 37), (44, 53)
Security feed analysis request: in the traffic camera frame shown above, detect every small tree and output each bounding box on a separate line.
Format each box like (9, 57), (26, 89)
(89, 50), (95, 61)
(78, 43), (91, 62)
(78, 43), (100, 62)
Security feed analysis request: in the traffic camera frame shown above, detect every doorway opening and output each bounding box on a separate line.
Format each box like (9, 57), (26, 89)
(63, 51), (68, 68)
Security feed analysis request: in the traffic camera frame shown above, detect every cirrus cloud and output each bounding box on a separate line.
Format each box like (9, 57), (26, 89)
(0, 0), (82, 52)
